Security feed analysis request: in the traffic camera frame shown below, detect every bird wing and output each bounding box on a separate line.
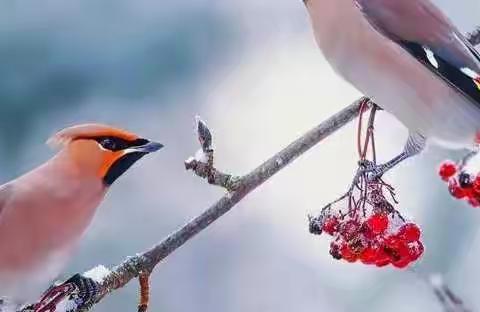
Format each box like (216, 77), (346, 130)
(355, 0), (480, 106)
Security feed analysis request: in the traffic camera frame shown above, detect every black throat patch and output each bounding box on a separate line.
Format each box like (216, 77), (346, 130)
(103, 152), (146, 186)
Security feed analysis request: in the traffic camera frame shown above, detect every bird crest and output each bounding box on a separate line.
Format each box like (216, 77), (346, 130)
(47, 123), (139, 148)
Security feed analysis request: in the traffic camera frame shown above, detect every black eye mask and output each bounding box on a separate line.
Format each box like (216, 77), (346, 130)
(95, 137), (149, 151)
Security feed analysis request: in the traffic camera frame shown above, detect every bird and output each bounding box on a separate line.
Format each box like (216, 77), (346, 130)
(304, 0), (480, 176)
(0, 123), (163, 307)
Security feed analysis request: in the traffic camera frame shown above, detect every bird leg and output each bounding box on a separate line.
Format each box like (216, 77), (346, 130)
(365, 132), (426, 181)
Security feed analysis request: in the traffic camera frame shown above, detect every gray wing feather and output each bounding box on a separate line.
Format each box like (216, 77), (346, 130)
(355, 0), (480, 71)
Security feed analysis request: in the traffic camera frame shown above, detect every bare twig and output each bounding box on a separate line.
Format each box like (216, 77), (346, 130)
(184, 117), (240, 191)
(19, 99), (366, 312)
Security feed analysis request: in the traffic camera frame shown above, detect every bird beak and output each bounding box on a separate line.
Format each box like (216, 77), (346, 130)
(130, 140), (164, 153)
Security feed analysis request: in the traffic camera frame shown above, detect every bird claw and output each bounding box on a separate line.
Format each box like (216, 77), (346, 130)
(33, 274), (99, 312)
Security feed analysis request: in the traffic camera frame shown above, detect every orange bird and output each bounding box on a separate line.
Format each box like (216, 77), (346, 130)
(0, 124), (163, 305)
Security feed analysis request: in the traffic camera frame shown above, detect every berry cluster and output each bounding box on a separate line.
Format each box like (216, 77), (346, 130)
(310, 184), (424, 269)
(310, 102), (424, 269)
(438, 161), (480, 208)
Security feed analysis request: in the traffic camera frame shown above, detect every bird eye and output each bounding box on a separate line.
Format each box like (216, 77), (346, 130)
(100, 138), (117, 150)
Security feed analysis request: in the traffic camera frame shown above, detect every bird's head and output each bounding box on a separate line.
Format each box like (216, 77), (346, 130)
(47, 123), (163, 186)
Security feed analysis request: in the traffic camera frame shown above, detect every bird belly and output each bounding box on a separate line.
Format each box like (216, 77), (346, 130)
(0, 174), (105, 303)
(335, 48), (480, 150)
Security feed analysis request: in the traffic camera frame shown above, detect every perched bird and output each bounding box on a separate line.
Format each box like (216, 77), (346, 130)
(0, 124), (163, 305)
(304, 0), (480, 175)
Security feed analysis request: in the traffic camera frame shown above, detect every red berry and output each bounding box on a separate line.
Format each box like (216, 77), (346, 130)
(473, 175), (480, 195)
(408, 241), (424, 261)
(330, 241), (342, 260)
(375, 248), (391, 267)
(439, 161), (457, 181)
(360, 246), (378, 265)
(468, 197), (480, 208)
(384, 236), (401, 250)
(322, 217), (339, 235)
(448, 179), (467, 199)
(340, 220), (361, 241)
(366, 213), (389, 235)
(340, 243), (358, 263)
(398, 223), (421, 242)
(392, 257), (411, 269)
(397, 241), (411, 258)
(385, 239), (410, 268)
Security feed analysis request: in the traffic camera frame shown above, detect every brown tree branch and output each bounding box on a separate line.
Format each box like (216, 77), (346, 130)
(92, 98), (368, 309)
(19, 99), (366, 312)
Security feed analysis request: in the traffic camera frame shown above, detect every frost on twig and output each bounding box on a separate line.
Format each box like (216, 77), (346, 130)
(467, 27), (480, 46)
(185, 116), (240, 191)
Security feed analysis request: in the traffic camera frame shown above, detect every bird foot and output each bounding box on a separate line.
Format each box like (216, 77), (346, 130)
(33, 274), (99, 312)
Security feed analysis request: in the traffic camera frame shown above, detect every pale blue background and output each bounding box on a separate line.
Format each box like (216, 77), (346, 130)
(1, 0), (479, 311)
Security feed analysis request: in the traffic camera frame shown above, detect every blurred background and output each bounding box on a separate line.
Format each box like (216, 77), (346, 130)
(1, 0), (480, 311)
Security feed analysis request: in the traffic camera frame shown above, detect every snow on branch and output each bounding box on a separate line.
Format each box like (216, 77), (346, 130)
(184, 116), (241, 191)
(17, 99), (366, 312)
(468, 27), (480, 47)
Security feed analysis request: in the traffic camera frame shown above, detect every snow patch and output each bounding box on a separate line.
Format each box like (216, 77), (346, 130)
(194, 149), (208, 163)
(84, 265), (111, 283)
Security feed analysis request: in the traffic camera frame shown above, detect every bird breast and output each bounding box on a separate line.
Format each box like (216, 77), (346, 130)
(0, 163), (106, 302)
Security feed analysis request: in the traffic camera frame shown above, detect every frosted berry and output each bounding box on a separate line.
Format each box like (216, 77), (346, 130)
(340, 220), (361, 241)
(398, 223), (421, 242)
(340, 243), (358, 263)
(322, 217), (339, 236)
(366, 213), (389, 235)
(448, 180), (467, 199)
(408, 241), (424, 261)
(330, 241), (342, 260)
(438, 161), (457, 181)
(384, 236), (401, 251)
(458, 172), (473, 188)
(468, 197), (480, 208)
